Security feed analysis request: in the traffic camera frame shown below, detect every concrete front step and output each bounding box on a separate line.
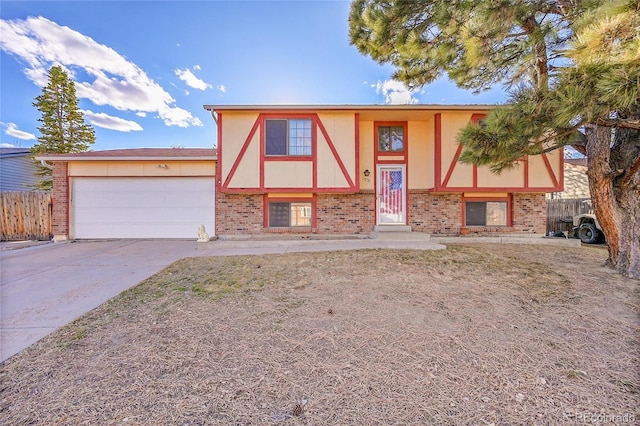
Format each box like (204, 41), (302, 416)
(374, 225), (412, 232)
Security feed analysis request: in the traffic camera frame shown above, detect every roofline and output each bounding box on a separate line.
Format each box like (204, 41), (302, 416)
(203, 103), (498, 112)
(36, 155), (217, 161)
(0, 152), (31, 157)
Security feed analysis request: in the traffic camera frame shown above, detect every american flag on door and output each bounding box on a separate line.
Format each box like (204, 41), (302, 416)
(381, 169), (403, 215)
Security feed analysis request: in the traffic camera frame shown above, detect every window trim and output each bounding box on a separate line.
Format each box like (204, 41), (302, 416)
(462, 196), (512, 227)
(263, 196), (316, 229)
(264, 117), (314, 158)
(470, 113), (487, 126)
(374, 122), (407, 155)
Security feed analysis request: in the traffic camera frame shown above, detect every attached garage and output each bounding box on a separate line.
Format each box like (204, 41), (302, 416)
(40, 148), (217, 240)
(71, 177), (214, 239)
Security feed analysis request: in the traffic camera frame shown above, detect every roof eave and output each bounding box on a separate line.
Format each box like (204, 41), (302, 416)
(203, 103), (498, 112)
(36, 155), (218, 161)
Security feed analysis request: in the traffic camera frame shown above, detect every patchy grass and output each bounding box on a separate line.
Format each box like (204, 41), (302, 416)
(1, 244), (638, 425)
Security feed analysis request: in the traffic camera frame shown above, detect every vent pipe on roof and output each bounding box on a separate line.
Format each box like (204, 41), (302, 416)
(40, 159), (53, 170)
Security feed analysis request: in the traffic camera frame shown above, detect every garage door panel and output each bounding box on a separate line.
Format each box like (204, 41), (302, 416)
(76, 192), (212, 209)
(73, 207), (213, 222)
(74, 222), (209, 239)
(72, 177), (214, 239)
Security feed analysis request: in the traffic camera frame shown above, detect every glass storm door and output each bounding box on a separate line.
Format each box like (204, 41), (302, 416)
(377, 165), (406, 225)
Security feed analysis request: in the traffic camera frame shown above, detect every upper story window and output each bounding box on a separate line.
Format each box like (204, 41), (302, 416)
(378, 125), (405, 152)
(265, 119), (312, 156)
(471, 114), (487, 128)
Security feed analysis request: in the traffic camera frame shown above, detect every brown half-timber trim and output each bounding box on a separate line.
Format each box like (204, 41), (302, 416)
(221, 113), (356, 193)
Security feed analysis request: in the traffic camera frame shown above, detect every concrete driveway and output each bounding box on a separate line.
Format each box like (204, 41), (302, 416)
(1, 237), (447, 362)
(0, 240), (213, 362)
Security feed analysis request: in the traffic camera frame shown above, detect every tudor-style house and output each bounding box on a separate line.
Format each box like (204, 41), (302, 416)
(41, 105), (561, 241)
(204, 104), (561, 236)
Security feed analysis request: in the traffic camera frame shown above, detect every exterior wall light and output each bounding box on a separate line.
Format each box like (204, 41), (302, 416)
(363, 169), (370, 177)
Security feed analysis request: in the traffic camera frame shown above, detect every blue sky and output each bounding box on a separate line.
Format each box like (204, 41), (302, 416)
(0, 1), (508, 151)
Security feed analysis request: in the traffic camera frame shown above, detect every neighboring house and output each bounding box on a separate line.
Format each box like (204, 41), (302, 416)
(548, 158), (590, 199)
(0, 148), (41, 191)
(41, 105), (563, 241)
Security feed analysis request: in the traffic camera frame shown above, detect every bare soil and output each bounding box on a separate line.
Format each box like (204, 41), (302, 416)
(1, 244), (638, 425)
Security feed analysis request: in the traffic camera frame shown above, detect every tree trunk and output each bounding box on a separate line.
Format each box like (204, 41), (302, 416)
(585, 125), (640, 279)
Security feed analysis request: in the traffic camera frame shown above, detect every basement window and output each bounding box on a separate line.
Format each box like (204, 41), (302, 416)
(465, 201), (508, 226)
(268, 202), (312, 227)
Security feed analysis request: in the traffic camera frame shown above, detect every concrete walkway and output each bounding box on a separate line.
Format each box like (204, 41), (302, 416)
(1, 237), (446, 362)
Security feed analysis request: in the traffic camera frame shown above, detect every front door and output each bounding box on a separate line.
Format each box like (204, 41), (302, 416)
(377, 165), (406, 225)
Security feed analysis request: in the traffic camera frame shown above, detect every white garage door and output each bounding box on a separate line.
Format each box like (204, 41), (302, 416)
(72, 177), (215, 239)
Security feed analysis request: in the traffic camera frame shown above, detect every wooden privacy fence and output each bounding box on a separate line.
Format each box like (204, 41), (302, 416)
(0, 191), (52, 241)
(546, 197), (592, 236)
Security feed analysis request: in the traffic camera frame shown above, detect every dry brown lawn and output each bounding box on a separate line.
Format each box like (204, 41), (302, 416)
(1, 244), (638, 425)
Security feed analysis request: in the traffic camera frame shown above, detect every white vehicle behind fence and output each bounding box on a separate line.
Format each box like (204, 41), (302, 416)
(573, 213), (605, 244)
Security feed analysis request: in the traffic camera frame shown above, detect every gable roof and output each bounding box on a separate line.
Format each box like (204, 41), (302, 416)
(37, 148), (217, 161)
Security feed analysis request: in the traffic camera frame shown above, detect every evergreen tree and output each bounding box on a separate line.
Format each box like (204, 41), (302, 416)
(350, 0), (639, 278)
(31, 65), (95, 189)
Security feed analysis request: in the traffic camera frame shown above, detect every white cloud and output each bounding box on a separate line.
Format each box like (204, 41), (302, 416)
(136, 111), (147, 117)
(175, 68), (212, 90)
(2, 122), (36, 140)
(193, 64), (201, 71)
(217, 84), (226, 94)
(0, 16), (202, 128)
(1, 143), (19, 148)
(374, 79), (418, 104)
(82, 110), (143, 132)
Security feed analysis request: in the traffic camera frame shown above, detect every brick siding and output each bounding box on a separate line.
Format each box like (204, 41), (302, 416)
(216, 190), (547, 236)
(316, 192), (375, 234)
(52, 161), (69, 238)
(409, 191), (463, 234)
(512, 193), (547, 234)
(215, 192), (264, 234)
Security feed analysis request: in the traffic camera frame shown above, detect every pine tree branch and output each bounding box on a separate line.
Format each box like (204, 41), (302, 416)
(595, 118), (640, 131)
(537, 124), (586, 154)
(540, 143), (569, 154)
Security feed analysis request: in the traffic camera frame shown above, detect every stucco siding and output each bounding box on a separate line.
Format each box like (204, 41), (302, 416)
(68, 161), (215, 177)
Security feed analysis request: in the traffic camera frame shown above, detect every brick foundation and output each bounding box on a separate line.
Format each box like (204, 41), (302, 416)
(409, 191), (462, 234)
(215, 190), (547, 236)
(512, 193), (547, 234)
(215, 192), (264, 234)
(52, 162), (69, 240)
(316, 192), (375, 234)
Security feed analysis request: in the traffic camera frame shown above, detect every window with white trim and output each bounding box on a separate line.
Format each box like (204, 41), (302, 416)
(465, 201), (508, 226)
(265, 119), (312, 156)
